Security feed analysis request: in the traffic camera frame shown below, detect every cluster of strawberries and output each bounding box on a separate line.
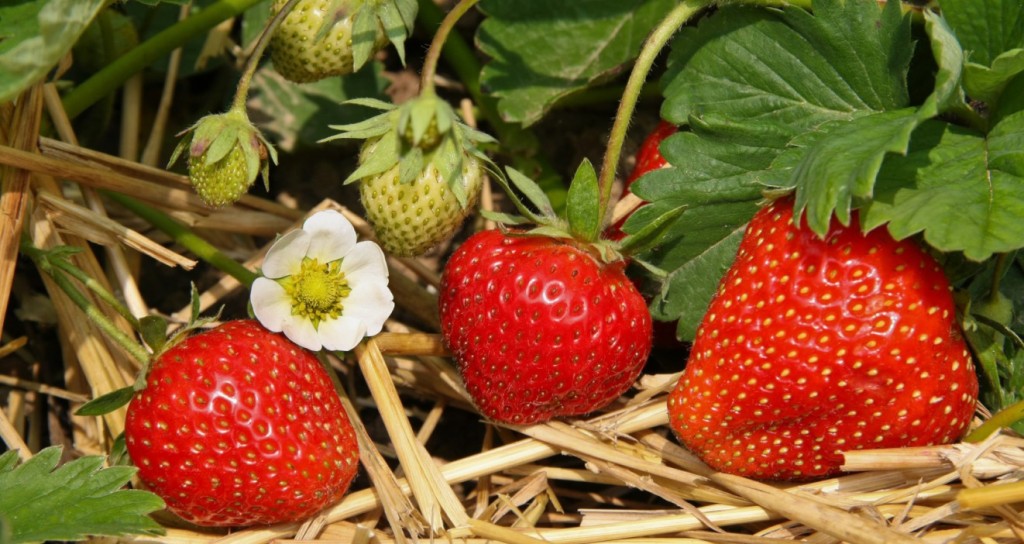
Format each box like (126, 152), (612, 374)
(119, 0), (979, 530)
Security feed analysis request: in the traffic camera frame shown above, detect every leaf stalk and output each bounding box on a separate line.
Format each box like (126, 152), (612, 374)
(21, 239), (151, 366)
(596, 0), (712, 227)
(62, 0), (265, 119)
(230, 0), (303, 111)
(419, 0), (480, 93)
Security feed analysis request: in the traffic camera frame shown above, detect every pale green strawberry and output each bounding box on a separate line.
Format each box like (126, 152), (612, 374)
(187, 143), (252, 207)
(269, 0), (398, 83)
(169, 108), (277, 208)
(358, 138), (484, 256)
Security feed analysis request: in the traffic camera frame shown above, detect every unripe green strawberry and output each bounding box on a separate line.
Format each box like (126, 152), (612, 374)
(358, 138), (483, 256)
(187, 141), (251, 207)
(170, 108), (277, 208)
(270, 0), (387, 83)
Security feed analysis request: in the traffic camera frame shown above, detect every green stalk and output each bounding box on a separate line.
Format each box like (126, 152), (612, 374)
(21, 242), (151, 365)
(104, 191), (258, 287)
(965, 398), (1024, 443)
(596, 0), (712, 223)
(63, 0), (264, 120)
(229, 0), (302, 111)
(415, 0), (485, 113)
(419, 0), (479, 94)
(48, 255), (141, 332)
(989, 252), (1009, 304)
(415, 0), (567, 210)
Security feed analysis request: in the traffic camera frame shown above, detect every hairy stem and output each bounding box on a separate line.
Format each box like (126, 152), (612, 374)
(597, 0), (711, 224)
(63, 0), (264, 119)
(21, 240), (151, 365)
(230, 0), (303, 111)
(420, 0), (480, 93)
(49, 255), (141, 332)
(417, 0), (477, 92)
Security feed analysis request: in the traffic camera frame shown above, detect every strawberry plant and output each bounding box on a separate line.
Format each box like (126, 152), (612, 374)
(4, 0), (1024, 541)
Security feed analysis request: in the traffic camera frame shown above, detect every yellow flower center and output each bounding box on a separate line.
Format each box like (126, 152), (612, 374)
(280, 258), (350, 327)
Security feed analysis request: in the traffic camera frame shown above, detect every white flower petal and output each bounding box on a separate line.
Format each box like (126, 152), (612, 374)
(262, 230), (310, 278)
(343, 281), (395, 336)
(304, 210), (357, 263)
(339, 241), (389, 284)
(317, 316), (368, 352)
(281, 317), (322, 351)
(250, 278), (293, 332)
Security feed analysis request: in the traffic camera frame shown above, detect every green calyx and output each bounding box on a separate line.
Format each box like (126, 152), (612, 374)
(485, 159), (686, 267)
(169, 107), (278, 207)
(323, 91), (499, 208)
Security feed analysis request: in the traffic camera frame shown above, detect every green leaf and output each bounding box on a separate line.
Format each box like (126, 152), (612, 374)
(480, 209), (532, 225)
(617, 203), (687, 256)
(658, 226), (746, 341)
(861, 115), (1024, 262)
(344, 132), (399, 184)
(0, 0), (106, 103)
(631, 0), (936, 331)
(922, 10), (972, 117)
(505, 167), (555, 221)
(964, 48), (1024, 108)
(790, 108), (923, 232)
(663, 0), (911, 146)
(565, 159), (601, 242)
(938, 0), (1024, 68)
(139, 315), (169, 353)
(75, 386), (136, 417)
(627, 165), (763, 340)
(626, 130), (776, 275)
(377, 0), (417, 65)
(351, 2), (380, 72)
(477, 0), (676, 126)
(0, 447), (164, 543)
(398, 145), (425, 185)
(249, 61), (390, 152)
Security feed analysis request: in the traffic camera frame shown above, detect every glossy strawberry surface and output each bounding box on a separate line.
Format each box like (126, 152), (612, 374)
(125, 320), (359, 527)
(668, 197), (978, 481)
(440, 230), (653, 424)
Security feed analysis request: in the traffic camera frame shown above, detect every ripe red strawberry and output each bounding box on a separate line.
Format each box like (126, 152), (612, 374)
(606, 121), (677, 241)
(440, 230), (653, 424)
(668, 196), (978, 481)
(124, 320), (359, 527)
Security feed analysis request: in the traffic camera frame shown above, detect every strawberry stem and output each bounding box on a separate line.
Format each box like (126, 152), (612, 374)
(62, 0), (265, 120)
(104, 191), (258, 287)
(230, 0), (304, 112)
(419, 0), (479, 94)
(989, 252), (1009, 304)
(965, 397), (1024, 443)
(596, 0), (711, 227)
(20, 239), (152, 366)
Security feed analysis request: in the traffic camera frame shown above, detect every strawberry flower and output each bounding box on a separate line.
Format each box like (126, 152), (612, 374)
(251, 210), (394, 351)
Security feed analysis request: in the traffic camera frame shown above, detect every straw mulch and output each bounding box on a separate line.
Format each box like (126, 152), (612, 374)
(3, 81), (1024, 544)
